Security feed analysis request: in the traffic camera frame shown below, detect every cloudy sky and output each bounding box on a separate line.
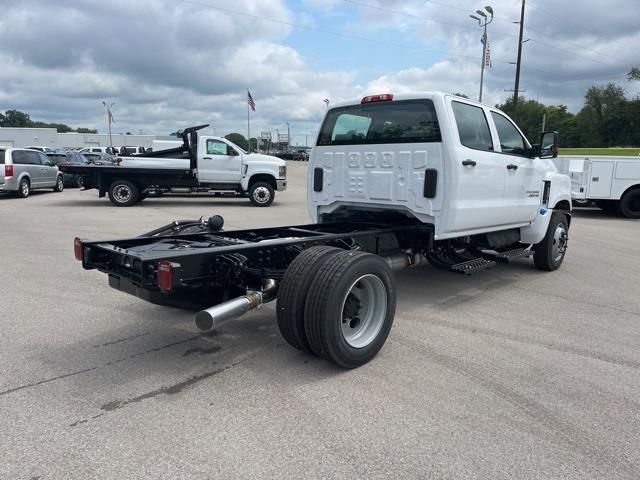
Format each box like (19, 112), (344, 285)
(0, 0), (638, 144)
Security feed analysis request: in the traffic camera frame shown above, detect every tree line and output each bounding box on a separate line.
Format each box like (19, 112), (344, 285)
(496, 72), (640, 148)
(0, 109), (97, 133)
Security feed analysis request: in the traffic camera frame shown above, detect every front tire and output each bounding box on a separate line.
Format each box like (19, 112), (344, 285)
(304, 250), (396, 369)
(276, 246), (343, 354)
(16, 178), (30, 198)
(108, 180), (140, 206)
(249, 181), (275, 207)
(54, 175), (64, 192)
(533, 212), (569, 271)
(617, 189), (640, 219)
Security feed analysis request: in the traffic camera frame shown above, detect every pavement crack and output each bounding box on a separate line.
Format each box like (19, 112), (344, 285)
(182, 345), (222, 356)
(0, 366), (99, 397)
(92, 331), (153, 348)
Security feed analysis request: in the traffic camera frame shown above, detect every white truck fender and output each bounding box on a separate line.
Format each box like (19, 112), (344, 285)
(520, 173), (572, 245)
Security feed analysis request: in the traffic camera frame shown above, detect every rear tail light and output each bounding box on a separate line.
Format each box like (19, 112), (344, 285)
(157, 260), (181, 293)
(361, 93), (394, 104)
(5, 164), (13, 177)
(74, 237), (84, 261)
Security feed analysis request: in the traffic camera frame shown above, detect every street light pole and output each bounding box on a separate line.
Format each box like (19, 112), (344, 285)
(102, 101), (115, 151)
(470, 6), (493, 103)
(286, 122), (290, 151)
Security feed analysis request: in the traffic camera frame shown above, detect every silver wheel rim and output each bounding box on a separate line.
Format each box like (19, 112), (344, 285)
(552, 223), (568, 262)
(21, 181), (29, 196)
(58, 178), (63, 190)
(253, 186), (270, 204)
(113, 185), (132, 203)
(340, 274), (387, 349)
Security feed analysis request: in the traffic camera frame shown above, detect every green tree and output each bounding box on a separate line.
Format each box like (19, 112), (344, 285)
(1, 109), (32, 127)
(225, 132), (248, 150)
(627, 67), (640, 81)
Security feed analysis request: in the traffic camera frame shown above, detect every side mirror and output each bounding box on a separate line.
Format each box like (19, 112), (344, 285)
(539, 131), (559, 159)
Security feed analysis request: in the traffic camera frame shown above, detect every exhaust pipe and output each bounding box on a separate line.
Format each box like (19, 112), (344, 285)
(384, 250), (424, 272)
(195, 280), (276, 332)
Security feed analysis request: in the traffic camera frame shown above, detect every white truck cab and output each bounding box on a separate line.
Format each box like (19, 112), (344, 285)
(309, 92), (572, 269)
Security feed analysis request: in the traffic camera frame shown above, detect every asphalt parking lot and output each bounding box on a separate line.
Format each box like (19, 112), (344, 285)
(1, 161), (639, 479)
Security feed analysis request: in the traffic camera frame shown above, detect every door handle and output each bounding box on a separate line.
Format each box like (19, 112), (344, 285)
(506, 164), (518, 170)
(202, 156), (212, 160)
(462, 159), (476, 167)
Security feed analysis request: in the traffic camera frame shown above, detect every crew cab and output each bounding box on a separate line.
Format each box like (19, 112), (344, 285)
(58, 125), (287, 207)
(72, 93), (571, 370)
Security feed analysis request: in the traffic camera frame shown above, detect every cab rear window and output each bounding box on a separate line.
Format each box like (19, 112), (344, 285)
(0, 149), (5, 164)
(317, 99), (441, 146)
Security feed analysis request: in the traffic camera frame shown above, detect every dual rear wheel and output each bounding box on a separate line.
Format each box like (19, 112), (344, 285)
(276, 246), (396, 369)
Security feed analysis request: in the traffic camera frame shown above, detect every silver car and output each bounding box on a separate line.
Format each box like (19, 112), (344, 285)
(0, 148), (64, 198)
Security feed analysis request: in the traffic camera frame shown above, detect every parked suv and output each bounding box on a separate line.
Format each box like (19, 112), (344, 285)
(0, 148), (64, 197)
(48, 151), (92, 188)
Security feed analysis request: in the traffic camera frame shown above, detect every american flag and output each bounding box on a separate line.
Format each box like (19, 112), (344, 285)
(247, 90), (256, 111)
(481, 31), (491, 67)
(108, 108), (115, 124)
(323, 98), (330, 107)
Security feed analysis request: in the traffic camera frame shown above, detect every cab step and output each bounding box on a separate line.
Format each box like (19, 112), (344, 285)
(483, 247), (533, 264)
(450, 257), (496, 275)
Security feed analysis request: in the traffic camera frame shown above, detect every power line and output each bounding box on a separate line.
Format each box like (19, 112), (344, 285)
(345, 0), (633, 69)
(181, 0), (479, 63)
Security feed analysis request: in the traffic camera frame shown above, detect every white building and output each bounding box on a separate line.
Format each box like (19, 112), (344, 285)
(0, 127), (174, 149)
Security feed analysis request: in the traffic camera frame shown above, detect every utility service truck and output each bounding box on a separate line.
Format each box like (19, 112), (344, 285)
(72, 93), (571, 369)
(554, 155), (640, 218)
(58, 125), (287, 207)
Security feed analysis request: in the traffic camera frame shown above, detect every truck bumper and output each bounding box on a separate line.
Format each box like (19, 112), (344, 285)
(276, 179), (287, 191)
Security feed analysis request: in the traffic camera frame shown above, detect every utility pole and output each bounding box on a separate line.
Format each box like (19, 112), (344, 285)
(512, 0), (526, 121)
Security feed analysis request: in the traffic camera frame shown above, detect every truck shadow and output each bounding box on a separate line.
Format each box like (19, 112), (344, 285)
(51, 198), (257, 208)
(571, 207), (628, 221)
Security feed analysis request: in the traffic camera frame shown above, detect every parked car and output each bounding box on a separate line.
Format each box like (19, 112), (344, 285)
(48, 151), (91, 188)
(80, 146), (118, 155)
(83, 152), (116, 165)
(0, 148), (64, 197)
(119, 146), (146, 155)
(25, 145), (56, 153)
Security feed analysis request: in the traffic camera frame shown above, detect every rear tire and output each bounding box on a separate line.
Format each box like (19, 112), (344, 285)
(249, 182), (275, 207)
(16, 178), (30, 198)
(304, 250), (396, 369)
(617, 189), (640, 219)
(75, 176), (83, 189)
(108, 180), (140, 206)
(533, 212), (568, 271)
(276, 246), (343, 354)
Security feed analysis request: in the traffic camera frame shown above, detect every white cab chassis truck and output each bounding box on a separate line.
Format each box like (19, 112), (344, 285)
(59, 125), (287, 207)
(73, 93), (571, 369)
(554, 155), (640, 218)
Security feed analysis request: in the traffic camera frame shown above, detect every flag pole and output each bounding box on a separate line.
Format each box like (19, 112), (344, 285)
(247, 91), (250, 152)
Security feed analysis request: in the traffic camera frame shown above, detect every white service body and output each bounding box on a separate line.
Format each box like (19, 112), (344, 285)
(554, 155), (640, 201)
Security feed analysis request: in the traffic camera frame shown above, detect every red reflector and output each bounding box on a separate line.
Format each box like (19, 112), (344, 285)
(5, 164), (13, 177)
(157, 260), (178, 293)
(361, 93), (394, 104)
(74, 237), (84, 261)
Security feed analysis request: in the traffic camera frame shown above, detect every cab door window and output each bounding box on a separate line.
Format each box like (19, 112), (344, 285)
(451, 101), (493, 151)
(491, 112), (529, 156)
(206, 139), (230, 155)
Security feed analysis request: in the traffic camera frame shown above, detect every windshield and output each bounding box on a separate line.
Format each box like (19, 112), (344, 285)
(317, 99), (441, 146)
